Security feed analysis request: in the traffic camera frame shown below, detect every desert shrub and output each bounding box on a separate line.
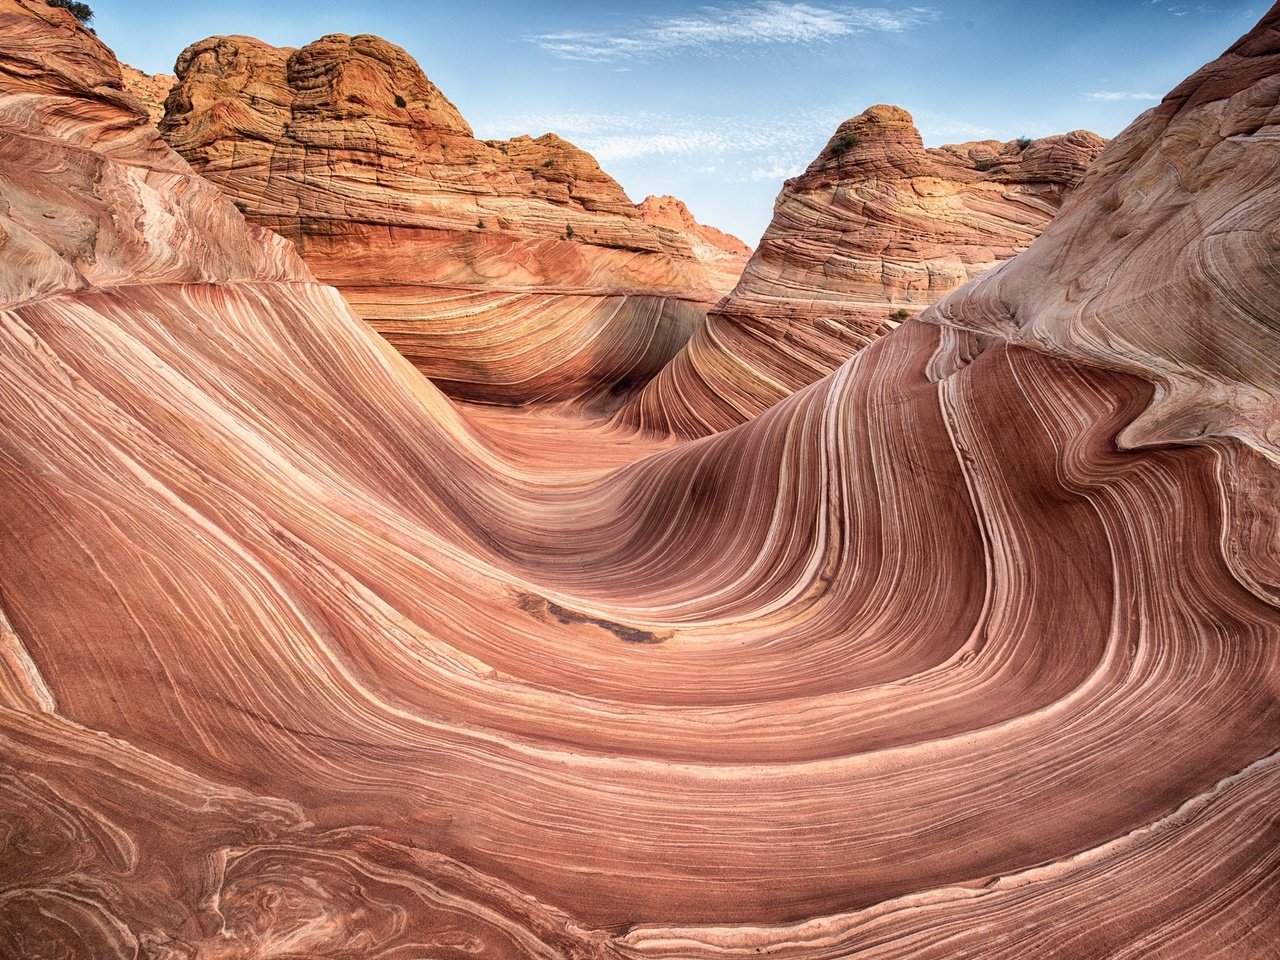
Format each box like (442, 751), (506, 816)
(973, 158), (1004, 173)
(47, 0), (93, 22)
(564, 223), (575, 239)
(394, 94), (407, 108)
(829, 132), (860, 156)
(888, 307), (911, 323)
(1015, 136), (1033, 150)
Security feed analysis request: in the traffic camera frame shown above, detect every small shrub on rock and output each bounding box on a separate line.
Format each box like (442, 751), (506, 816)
(47, 0), (93, 22)
(829, 133), (860, 156)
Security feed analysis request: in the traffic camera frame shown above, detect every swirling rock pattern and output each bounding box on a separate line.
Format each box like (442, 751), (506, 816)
(158, 32), (745, 409)
(2, 1), (1279, 957)
(624, 106), (1107, 436)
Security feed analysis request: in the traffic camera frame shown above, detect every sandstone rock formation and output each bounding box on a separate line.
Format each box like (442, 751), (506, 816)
(638, 193), (751, 295)
(158, 32), (745, 409)
(119, 63), (173, 123)
(623, 107), (1106, 436)
(3, 0), (1279, 957)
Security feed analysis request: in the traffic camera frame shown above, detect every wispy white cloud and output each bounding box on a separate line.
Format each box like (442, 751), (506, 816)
(914, 117), (994, 140)
(480, 107), (847, 183)
(527, 2), (939, 62)
(1147, 0), (1201, 14)
(743, 161), (810, 181)
(481, 104), (1012, 187)
(1082, 90), (1162, 102)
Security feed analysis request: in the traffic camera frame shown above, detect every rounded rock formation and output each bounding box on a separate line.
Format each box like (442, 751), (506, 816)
(159, 32), (747, 410)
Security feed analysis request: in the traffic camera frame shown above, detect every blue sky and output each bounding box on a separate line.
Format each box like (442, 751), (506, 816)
(94, 1), (1263, 244)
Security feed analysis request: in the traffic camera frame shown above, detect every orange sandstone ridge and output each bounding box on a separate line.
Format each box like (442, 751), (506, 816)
(623, 105), (1106, 436)
(3, 0), (1280, 956)
(158, 32), (748, 409)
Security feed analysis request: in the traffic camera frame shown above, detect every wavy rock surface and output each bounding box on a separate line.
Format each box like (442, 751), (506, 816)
(2, 1), (1279, 957)
(625, 107), (1106, 436)
(158, 33), (742, 409)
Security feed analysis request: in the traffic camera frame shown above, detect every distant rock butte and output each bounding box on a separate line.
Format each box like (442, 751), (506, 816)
(638, 194), (752, 295)
(119, 63), (174, 124)
(622, 105), (1106, 436)
(159, 33), (749, 408)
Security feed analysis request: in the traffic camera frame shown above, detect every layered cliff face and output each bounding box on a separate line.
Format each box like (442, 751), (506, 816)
(159, 33), (743, 409)
(623, 106), (1106, 436)
(4, 1), (1280, 957)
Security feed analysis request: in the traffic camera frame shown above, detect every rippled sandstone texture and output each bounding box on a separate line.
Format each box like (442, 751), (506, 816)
(624, 106), (1107, 436)
(3, 0), (1280, 957)
(158, 32), (744, 409)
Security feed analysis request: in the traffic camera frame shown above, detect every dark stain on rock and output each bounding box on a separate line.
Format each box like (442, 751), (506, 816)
(517, 592), (668, 644)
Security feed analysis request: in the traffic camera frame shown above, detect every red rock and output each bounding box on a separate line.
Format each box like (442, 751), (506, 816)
(637, 193), (752, 295)
(2, 0), (1279, 956)
(0, 6), (308, 306)
(119, 62), (174, 124)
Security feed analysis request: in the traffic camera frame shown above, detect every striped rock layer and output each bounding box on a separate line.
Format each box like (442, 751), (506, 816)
(623, 106), (1107, 436)
(2, 1), (1279, 958)
(158, 32), (745, 410)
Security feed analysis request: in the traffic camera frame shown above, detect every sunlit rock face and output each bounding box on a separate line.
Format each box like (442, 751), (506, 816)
(2, 0), (1279, 957)
(623, 106), (1107, 436)
(119, 63), (174, 123)
(158, 32), (746, 410)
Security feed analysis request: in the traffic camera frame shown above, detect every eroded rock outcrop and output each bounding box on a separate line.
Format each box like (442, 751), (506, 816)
(623, 106), (1106, 435)
(119, 63), (174, 123)
(3, 1), (1279, 957)
(158, 32), (745, 408)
